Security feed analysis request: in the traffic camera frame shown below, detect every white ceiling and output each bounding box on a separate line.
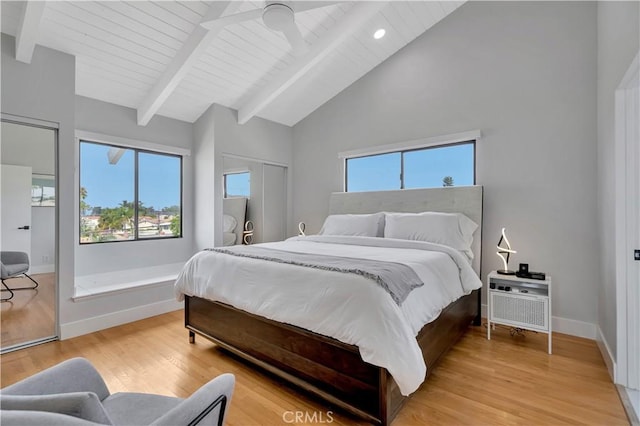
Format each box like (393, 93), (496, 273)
(1, 1), (464, 127)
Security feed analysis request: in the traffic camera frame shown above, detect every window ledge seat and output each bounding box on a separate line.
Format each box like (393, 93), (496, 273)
(73, 262), (185, 301)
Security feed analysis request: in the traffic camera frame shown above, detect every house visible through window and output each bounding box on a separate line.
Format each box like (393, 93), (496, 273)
(79, 140), (182, 244)
(346, 141), (475, 192)
(224, 172), (250, 198)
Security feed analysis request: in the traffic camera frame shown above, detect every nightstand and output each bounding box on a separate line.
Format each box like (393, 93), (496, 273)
(487, 270), (552, 354)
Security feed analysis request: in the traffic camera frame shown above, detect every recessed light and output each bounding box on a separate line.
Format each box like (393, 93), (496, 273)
(373, 28), (386, 40)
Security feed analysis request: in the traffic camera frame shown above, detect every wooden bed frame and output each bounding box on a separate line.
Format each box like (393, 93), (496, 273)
(186, 291), (479, 425)
(185, 186), (483, 425)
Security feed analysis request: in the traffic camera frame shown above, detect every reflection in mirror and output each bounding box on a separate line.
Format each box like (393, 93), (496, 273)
(1, 119), (57, 352)
(31, 175), (56, 206)
(222, 196), (247, 246)
(224, 171), (250, 198)
(222, 156), (287, 245)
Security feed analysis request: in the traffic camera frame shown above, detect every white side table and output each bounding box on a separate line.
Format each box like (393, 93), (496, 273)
(487, 270), (552, 354)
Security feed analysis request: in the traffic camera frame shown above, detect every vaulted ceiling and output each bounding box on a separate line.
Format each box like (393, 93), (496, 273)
(1, 1), (464, 126)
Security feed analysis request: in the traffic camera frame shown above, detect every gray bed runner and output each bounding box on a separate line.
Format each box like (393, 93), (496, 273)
(208, 245), (423, 305)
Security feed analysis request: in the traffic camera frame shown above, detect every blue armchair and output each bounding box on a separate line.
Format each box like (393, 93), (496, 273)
(0, 358), (235, 425)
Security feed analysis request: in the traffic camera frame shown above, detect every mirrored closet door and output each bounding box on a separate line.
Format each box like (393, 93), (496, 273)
(1, 118), (58, 352)
(262, 163), (287, 243)
(222, 156), (287, 246)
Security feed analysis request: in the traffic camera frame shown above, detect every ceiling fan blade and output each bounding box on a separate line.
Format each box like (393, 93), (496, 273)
(281, 22), (309, 56)
(201, 8), (263, 30)
(291, 1), (346, 14)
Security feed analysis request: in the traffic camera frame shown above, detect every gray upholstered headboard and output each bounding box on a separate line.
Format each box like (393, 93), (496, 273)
(329, 186), (483, 275)
(223, 197), (248, 245)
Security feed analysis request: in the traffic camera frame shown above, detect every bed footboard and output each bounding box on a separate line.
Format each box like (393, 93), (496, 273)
(185, 289), (479, 425)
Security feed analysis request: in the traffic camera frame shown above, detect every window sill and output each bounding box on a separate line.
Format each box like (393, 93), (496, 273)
(73, 262), (184, 301)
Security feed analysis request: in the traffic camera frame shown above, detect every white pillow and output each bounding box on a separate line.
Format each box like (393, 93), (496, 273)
(384, 212), (478, 258)
(223, 214), (237, 233)
(319, 213), (384, 237)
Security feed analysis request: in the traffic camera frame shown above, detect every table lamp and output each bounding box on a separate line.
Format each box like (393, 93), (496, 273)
(496, 227), (516, 275)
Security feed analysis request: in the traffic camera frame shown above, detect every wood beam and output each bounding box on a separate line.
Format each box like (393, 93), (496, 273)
(15, 1), (46, 64)
(237, 1), (388, 125)
(136, 1), (239, 126)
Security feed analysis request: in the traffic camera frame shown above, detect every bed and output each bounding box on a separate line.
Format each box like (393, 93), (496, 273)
(176, 186), (483, 425)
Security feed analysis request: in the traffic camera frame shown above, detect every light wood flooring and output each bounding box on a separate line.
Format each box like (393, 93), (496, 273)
(0, 311), (629, 425)
(1, 273), (56, 349)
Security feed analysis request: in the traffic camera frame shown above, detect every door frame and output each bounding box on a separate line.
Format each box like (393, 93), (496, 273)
(1, 113), (60, 351)
(614, 52), (639, 390)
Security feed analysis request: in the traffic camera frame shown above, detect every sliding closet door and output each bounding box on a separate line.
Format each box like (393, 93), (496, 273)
(262, 164), (287, 243)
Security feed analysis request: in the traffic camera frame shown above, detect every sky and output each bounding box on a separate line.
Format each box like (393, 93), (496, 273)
(80, 142), (181, 211)
(225, 172), (250, 197)
(82, 142), (471, 209)
(347, 143), (474, 192)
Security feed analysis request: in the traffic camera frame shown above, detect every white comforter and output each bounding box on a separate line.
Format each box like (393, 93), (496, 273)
(174, 235), (481, 395)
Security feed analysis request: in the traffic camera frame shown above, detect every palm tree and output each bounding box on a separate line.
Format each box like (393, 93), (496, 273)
(442, 176), (454, 187)
(80, 186), (91, 216)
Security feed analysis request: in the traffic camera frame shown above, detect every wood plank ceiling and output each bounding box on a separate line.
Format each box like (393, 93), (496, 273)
(1, 1), (464, 127)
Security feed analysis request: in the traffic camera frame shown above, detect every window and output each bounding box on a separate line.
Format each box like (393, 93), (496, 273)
(345, 141), (475, 192)
(80, 140), (182, 244)
(346, 152), (401, 192)
(224, 172), (250, 198)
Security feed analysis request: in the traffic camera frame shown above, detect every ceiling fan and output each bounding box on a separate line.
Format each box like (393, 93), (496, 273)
(201, 1), (343, 56)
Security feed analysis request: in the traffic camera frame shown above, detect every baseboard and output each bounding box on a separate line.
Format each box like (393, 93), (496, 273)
(481, 303), (596, 339)
(29, 264), (55, 274)
(596, 326), (617, 381)
(552, 316), (596, 339)
(618, 386), (640, 426)
(60, 299), (183, 340)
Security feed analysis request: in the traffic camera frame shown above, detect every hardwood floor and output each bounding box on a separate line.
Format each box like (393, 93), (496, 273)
(0, 311), (629, 425)
(1, 273), (56, 349)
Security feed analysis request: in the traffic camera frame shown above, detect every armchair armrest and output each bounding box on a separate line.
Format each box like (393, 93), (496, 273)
(0, 392), (112, 425)
(150, 374), (235, 426)
(0, 410), (103, 426)
(1, 358), (110, 401)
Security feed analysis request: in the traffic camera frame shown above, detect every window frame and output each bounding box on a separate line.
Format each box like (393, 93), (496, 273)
(344, 139), (476, 192)
(79, 139), (183, 244)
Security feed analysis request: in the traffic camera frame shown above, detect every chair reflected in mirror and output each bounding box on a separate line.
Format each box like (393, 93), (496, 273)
(1, 251), (39, 302)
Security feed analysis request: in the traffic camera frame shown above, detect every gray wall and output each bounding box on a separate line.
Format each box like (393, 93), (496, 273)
(193, 104), (293, 251)
(596, 1), (640, 358)
(1, 34), (195, 337)
(292, 2), (599, 328)
(193, 105), (217, 250)
(1, 33), (76, 330)
(213, 105), (293, 245)
(1, 121), (55, 174)
(74, 95), (194, 276)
